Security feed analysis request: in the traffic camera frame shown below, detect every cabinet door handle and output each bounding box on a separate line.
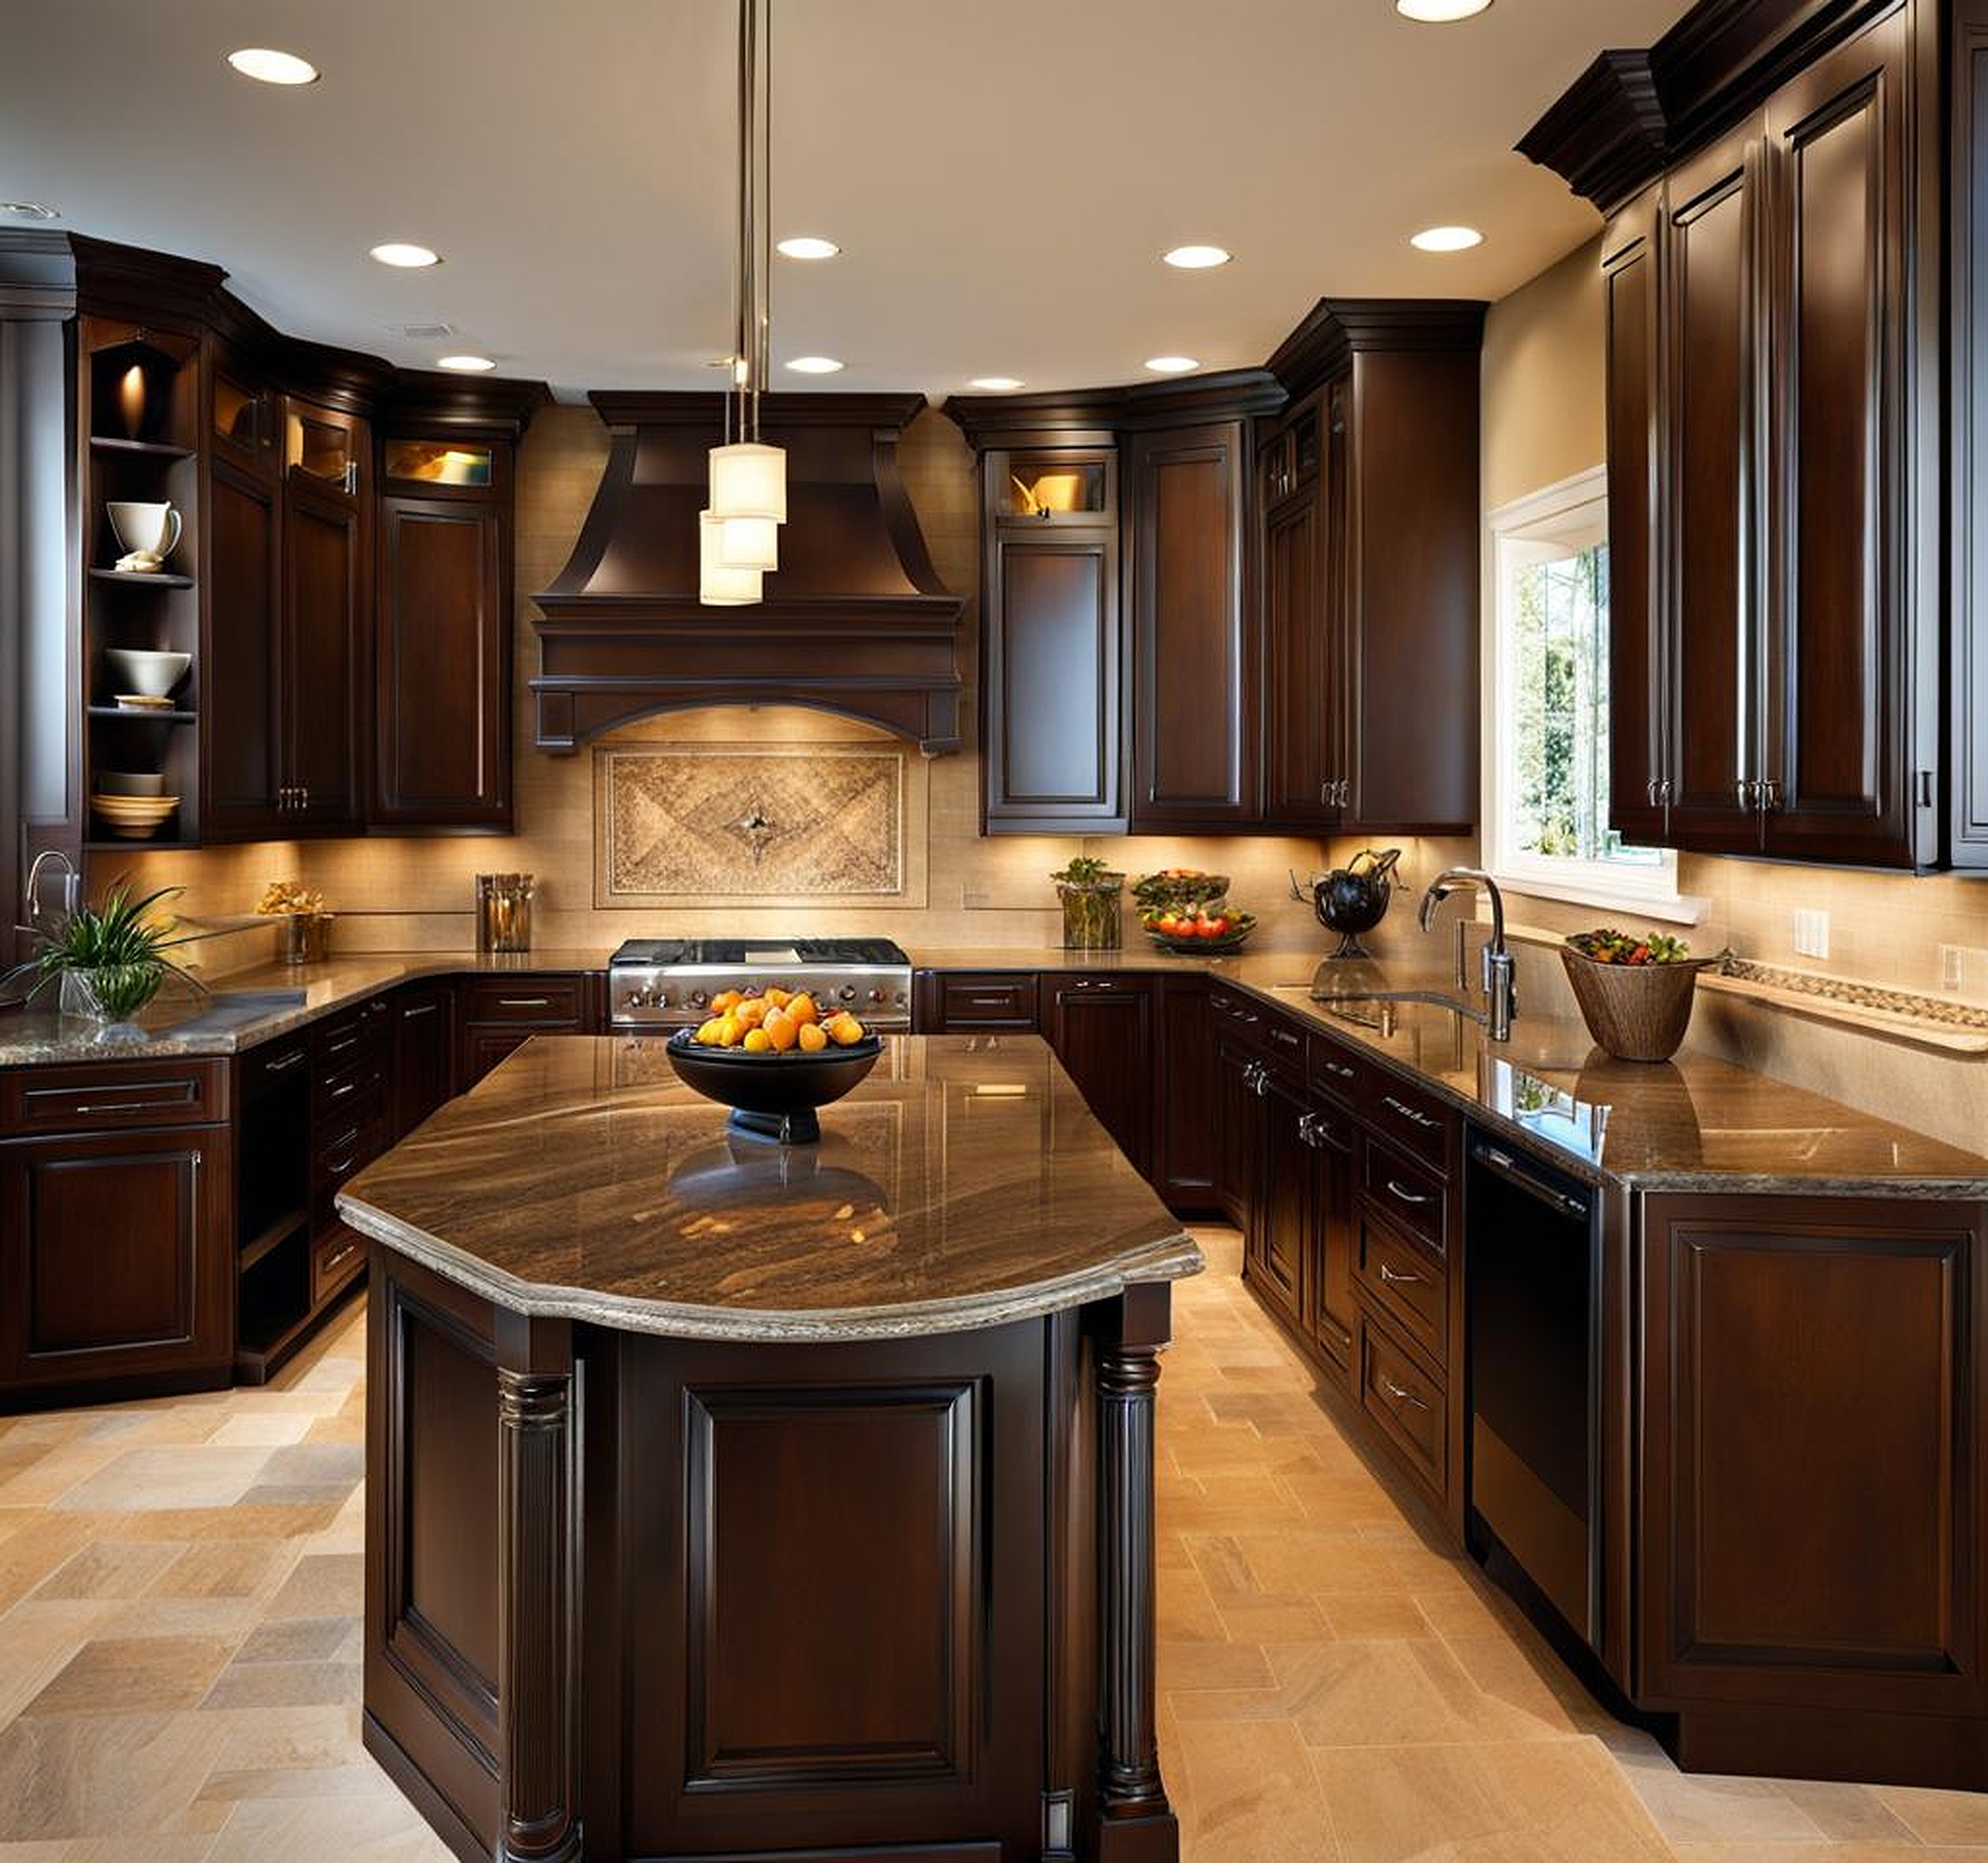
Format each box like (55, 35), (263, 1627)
(1758, 777), (1780, 812)
(327, 1078), (359, 1101)
(1385, 1178), (1432, 1208)
(1378, 1261), (1425, 1286)
(1736, 778), (1759, 811)
(401, 1003), (439, 1020)
(262, 1047), (308, 1072)
(75, 1100), (155, 1116)
(1297, 1111), (1321, 1148)
(498, 996), (551, 1008)
(1251, 1066), (1272, 1099)
(1320, 1058), (1354, 1082)
(1379, 1375), (1430, 1412)
(1381, 1094), (1438, 1131)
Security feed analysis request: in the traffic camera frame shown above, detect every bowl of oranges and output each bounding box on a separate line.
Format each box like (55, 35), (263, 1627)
(665, 987), (881, 1144)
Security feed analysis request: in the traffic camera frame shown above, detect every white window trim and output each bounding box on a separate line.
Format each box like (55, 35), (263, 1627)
(1481, 468), (1708, 927)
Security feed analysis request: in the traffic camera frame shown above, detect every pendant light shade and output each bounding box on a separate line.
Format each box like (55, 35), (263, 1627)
(717, 512), (780, 571)
(699, 511), (764, 604)
(708, 440), (788, 523)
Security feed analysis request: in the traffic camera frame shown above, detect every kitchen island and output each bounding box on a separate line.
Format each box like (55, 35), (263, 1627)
(337, 1032), (1200, 1863)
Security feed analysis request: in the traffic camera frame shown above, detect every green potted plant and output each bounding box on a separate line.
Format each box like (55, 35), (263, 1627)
(1051, 855), (1125, 952)
(30, 881), (199, 1037)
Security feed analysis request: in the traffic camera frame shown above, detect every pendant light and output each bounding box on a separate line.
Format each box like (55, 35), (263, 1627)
(703, 0), (785, 601)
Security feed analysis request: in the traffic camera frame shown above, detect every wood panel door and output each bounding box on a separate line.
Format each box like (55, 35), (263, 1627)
(1045, 976), (1153, 1179)
(375, 498), (510, 829)
(1213, 1027), (1259, 1231)
(1153, 975), (1218, 1213)
(1251, 1060), (1308, 1327)
(1304, 1091), (1357, 1373)
(282, 480), (365, 831)
(1602, 185), (1670, 847)
(1662, 116), (1769, 853)
(0, 1125), (234, 1396)
(1760, 10), (1919, 866)
(390, 984), (455, 1142)
(984, 526), (1123, 830)
(1129, 422), (1255, 829)
(203, 456), (284, 839)
(1956, 1), (1988, 868)
(1640, 1195), (1983, 1720)
(1261, 474), (1343, 828)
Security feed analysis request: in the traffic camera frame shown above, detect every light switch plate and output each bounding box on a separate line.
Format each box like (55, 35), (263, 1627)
(1792, 908), (1830, 960)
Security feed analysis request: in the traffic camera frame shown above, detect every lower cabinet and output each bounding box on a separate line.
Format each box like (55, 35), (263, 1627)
(1153, 974), (1217, 1211)
(1301, 1091), (1358, 1370)
(1042, 973), (1153, 1179)
(390, 983), (455, 1140)
(1251, 1055), (1311, 1327)
(1638, 1192), (1987, 1783)
(456, 974), (600, 1091)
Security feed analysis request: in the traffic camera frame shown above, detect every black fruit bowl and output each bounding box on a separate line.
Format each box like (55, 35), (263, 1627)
(664, 1027), (885, 1144)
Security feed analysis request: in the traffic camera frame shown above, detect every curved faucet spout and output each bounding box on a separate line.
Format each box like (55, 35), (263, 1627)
(1416, 868), (1515, 1041)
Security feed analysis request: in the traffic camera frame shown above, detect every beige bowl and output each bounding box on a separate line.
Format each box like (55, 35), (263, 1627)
(97, 770), (167, 797)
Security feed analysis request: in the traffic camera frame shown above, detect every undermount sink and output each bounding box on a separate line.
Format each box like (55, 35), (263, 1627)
(1314, 988), (1487, 1023)
(165, 988), (308, 1035)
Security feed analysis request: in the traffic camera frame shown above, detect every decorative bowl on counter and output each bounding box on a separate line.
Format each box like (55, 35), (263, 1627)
(1560, 931), (1722, 1062)
(1141, 907), (1256, 955)
(665, 1027), (885, 1145)
(1131, 868), (1232, 914)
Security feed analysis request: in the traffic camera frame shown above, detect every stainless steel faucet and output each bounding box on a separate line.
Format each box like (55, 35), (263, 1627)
(1419, 867), (1516, 1041)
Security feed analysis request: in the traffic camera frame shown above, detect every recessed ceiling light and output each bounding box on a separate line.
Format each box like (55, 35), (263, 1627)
(1410, 224), (1485, 252)
(0, 200), (58, 221)
(1396, 0), (1492, 19)
(786, 355), (844, 374)
(369, 242), (440, 269)
(1162, 245), (1232, 270)
(437, 354), (496, 373)
(969, 376), (1025, 392)
(776, 236), (841, 260)
(1145, 355), (1200, 374)
(225, 47), (320, 85)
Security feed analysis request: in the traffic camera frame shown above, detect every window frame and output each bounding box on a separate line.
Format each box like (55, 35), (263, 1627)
(1482, 467), (1703, 924)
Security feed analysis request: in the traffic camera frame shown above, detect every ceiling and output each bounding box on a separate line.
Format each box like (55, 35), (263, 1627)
(0, 0), (1691, 400)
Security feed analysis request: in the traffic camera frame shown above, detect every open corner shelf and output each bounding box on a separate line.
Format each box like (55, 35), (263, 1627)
(87, 567), (194, 589)
(88, 435), (197, 461)
(240, 1209), (311, 1274)
(87, 705), (196, 723)
(83, 837), (196, 854)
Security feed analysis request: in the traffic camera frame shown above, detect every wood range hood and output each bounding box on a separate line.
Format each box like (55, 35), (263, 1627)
(531, 391), (965, 754)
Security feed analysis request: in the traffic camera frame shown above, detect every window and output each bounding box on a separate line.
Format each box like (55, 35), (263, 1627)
(1486, 469), (1692, 919)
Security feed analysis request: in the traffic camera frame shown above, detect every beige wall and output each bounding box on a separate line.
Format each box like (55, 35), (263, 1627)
(1481, 237), (1605, 513)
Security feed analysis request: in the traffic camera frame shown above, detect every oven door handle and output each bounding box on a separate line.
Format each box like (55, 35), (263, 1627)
(1471, 1142), (1592, 1222)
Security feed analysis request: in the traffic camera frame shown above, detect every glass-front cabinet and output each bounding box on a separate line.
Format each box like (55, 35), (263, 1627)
(285, 400), (366, 502)
(993, 449), (1115, 525)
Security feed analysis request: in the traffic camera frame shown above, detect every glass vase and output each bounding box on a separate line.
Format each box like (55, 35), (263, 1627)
(58, 964), (162, 1041)
(1057, 877), (1124, 952)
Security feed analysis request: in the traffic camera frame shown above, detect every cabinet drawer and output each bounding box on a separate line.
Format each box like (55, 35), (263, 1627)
(311, 1226), (366, 1305)
(934, 973), (1038, 1030)
(314, 1113), (385, 1197)
(1260, 1015), (1306, 1064)
(241, 1036), (311, 1101)
(1209, 988), (1267, 1044)
(1360, 1309), (1447, 1496)
(1307, 1033), (1361, 1105)
(460, 976), (591, 1025)
(314, 1006), (386, 1070)
(1360, 1134), (1448, 1253)
(313, 1045), (386, 1130)
(4, 1060), (227, 1134)
(1355, 1211), (1447, 1361)
(1359, 1070), (1458, 1175)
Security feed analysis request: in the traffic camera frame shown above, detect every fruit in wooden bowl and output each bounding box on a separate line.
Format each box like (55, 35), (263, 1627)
(665, 989), (882, 1144)
(1142, 906), (1257, 954)
(1561, 928), (1723, 1062)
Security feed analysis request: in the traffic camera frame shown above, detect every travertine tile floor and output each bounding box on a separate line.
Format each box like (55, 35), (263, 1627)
(0, 1226), (1982, 1861)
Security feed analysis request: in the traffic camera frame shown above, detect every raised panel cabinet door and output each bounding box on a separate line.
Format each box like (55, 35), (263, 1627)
(1640, 1195), (1982, 1718)
(1663, 116), (1769, 852)
(1340, 351), (1480, 832)
(1251, 1065), (1308, 1326)
(1956, 4), (1988, 868)
(985, 527), (1122, 828)
(1129, 421), (1256, 827)
(283, 482), (365, 830)
(1213, 1029), (1260, 1236)
(202, 458), (284, 838)
(1045, 978), (1153, 1180)
(375, 499), (510, 828)
(1762, 11), (1919, 867)
(391, 984), (455, 1142)
(1262, 482), (1341, 827)
(1307, 1095), (1357, 1372)
(1602, 186), (1670, 847)
(0, 1126), (233, 1394)
(1154, 976), (1218, 1211)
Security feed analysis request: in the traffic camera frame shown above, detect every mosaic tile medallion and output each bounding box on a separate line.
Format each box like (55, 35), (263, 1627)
(599, 742), (906, 901)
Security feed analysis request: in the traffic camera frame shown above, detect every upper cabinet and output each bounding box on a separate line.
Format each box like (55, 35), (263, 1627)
(950, 310), (1484, 841)
(1526, 0), (1950, 869)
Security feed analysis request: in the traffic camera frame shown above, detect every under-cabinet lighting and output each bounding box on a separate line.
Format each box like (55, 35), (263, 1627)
(226, 47), (320, 85)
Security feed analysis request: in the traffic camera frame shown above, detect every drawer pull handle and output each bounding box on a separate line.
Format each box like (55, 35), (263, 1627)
(76, 1100), (157, 1115)
(1379, 1375), (1431, 1413)
(325, 1034), (360, 1057)
(321, 1241), (360, 1274)
(963, 995), (1012, 1008)
(1377, 1261), (1425, 1286)
(1321, 1058), (1354, 1080)
(328, 1080), (358, 1100)
(497, 996), (552, 1008)
(326, 1153), (359, 1177)
(1270, 1026), (1298, 1046)
(263, 1048), (308, 1072)
(401, 1003), (440, 1020)
(1382, 1094), (1438, 1130)
(1385, 1179), (1432, 1208)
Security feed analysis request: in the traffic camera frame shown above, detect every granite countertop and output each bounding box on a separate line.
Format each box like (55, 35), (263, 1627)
(336, 1033), (1202, 1341)
(6, 939), (1985, 1198)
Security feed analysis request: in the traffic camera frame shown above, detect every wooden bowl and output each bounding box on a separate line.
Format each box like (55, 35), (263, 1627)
(1560, 947), (1716, 1062)
(664, 1028), (884, 1144)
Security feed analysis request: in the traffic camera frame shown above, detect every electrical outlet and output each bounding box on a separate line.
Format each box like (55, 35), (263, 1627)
(1792, 907), (1830, 960)
(1942, 944), (1967, 993)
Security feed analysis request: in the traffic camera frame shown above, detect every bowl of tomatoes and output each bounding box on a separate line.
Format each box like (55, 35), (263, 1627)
(1141, 906), (1257, 954)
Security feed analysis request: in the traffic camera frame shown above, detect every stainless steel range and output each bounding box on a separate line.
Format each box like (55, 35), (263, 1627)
(607, 937), (915, 1032)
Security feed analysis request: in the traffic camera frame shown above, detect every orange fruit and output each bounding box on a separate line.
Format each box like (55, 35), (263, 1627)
(797, 1020), (829, 1053)
(733, 997), (768, 1029)
(741, 1027), (773, 1053)
(764, 986), (791, 1008)
(694, 1018), (725, 1045)
(826, 1011), (866, 1047)
(787, 991), (818, 1025)
(764, 1008), (798, 1051)
(711, 990), (741, 1014)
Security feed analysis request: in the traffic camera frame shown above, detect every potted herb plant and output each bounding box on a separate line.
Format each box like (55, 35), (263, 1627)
(1051, 855), (1125, 952)
(29, 881), (199, 1037)
(1561, 927), (1723, 1062)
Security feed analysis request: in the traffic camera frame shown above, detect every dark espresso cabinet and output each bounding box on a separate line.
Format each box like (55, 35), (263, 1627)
(282, 465), (367, 833)
(1043, 973), (1153, 1179)
(203, 454), (284, 835)
(1536, 0), (1941, 868)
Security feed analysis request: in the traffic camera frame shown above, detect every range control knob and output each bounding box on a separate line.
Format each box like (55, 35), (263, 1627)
(690, 990), (708, 1008)
(839, 985), (858, 1002)
(652, 989), (670, 1008)
(867, 987), (887, 1003)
